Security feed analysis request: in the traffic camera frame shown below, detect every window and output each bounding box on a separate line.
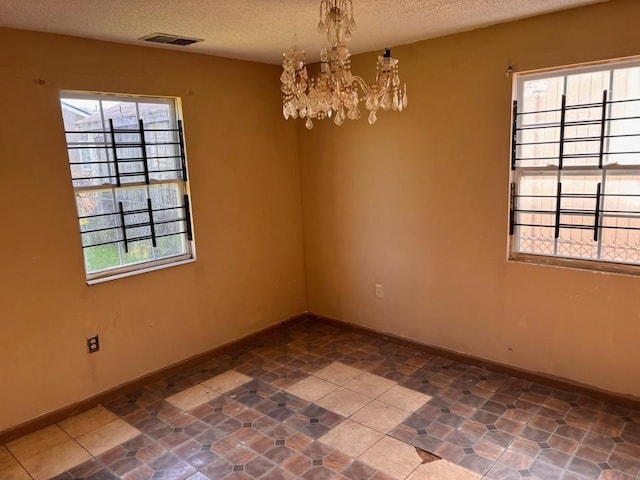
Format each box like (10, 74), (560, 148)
(60, 92), (195, 283)
(509, 59), (640, 274)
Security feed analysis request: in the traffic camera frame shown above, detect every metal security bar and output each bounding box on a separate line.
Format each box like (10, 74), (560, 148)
(79, 196), (192, 251)
(507, 182), (640, 240)
(67, 119), (192, 255)
(510, 179), (640, 261)
(511, 93), (640, 170)
(66, 119), (187, 188)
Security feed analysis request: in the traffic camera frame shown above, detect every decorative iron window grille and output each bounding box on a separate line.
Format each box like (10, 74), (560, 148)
(509, 60), (640, 272)
(60, 93), (194, 283)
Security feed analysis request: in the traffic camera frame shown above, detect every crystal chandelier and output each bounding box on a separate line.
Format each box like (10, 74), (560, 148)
(281, 0), (408, 129)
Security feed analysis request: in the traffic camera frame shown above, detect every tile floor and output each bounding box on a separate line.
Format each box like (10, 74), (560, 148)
(1, 320), (639, 480)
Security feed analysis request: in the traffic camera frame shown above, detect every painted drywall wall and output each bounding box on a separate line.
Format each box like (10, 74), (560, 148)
(299, 0), (640, 398)
(0, 29), (306, 432)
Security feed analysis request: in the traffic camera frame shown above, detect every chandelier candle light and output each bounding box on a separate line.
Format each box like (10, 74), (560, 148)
(281, 0), (408, 129)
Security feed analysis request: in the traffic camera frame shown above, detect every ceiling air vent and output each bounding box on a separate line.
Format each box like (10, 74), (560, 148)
(139, 33), (203, 46)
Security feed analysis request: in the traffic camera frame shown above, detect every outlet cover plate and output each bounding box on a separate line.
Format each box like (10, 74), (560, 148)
(87, 335), (100, 353)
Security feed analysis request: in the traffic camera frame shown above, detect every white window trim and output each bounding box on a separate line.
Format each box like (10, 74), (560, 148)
(508, 56), (640, 276)
(87, 257), (196, 285)
(60, 90), (196, 284)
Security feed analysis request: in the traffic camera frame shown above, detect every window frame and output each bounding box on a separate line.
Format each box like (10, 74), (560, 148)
(508, 57), (640, 276)
(60, 90), (196, 284)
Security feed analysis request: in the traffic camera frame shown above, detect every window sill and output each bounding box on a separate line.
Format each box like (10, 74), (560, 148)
(508, 252), (640, 277)
(87, 256), (195, 285)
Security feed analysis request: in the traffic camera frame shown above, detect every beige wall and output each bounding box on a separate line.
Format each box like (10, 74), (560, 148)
(3, 0), (640, 435)
(300, 0), (640, 398)
(0, 29), (306, 432)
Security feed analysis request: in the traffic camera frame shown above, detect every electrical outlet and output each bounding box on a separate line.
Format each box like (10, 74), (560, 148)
(87, 335), (100, 353)
(375, 284), (384, 299)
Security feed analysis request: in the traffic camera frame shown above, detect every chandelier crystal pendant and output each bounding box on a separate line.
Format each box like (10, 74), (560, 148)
(281, 0), (408, 129)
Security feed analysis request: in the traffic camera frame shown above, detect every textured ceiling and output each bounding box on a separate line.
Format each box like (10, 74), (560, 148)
(0, 0), (607, 64)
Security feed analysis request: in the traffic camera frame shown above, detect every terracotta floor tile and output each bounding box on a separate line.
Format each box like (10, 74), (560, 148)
(165, 384), (218, 411)
(286, 432), (313, 452)
(601, 472), (635, 480)
(371, 471), (399, 480)
(6, 425), (71, 462)
(407, 459), (482, 479)
(378, 385), (432, 412)
(343, 372), (396, 398)
(315, 387), (371, 417)
(282, 452), (312, 475)
(342, 460), (378, 479)
(0, 445), (19, 471)
(285, 376), (339, 403)
(359, 436), (422, 480)
(263, 466), (296, 479)
(0, 463), (31, 480)
(245, 455), (276, 477)
(202, 370), (252, 394)
(350, 400), (409, 433)
(58, 405), (119, 439)
(319, 420), (383, 458)
(323, 449), (352, 472)
(313, 362), (362, 386)
(185, 472), (209, 480)
(76, 419), (140, 456)
(21, 440), (91, 480)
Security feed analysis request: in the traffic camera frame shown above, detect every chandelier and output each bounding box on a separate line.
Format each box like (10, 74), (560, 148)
(281, 0), (408, 129)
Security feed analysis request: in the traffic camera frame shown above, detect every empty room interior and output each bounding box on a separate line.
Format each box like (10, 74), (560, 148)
(1, 0), (640, 479)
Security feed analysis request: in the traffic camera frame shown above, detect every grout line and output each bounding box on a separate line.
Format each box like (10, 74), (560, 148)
(0, 445), (35, 480)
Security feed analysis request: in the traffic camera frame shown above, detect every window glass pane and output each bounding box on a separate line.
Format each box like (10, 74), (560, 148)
(102, 100), (139, 129)
(83, 245), (121, 273)
(516, 173), (556, 255)
(62, 99), (113, 188)
(61, 98), (102, 132)
(522, 77), (564, 114)
(156, 235), (185, 258)
(104, 101), (145, 185)
(139, 102), (173, 128)
(115, 188), (152, 252)
(608, 67), (640, 166)
(139, 103), (182, 182)
(556, 173), (600, 260)
(611, 66), (640, 102)
(600, 172), (640, 262)
(563, 71), (609, 168)
(602, 172), (640, 213)
(600, 216), (640, 264)
(149, 184), (186, 258)
(76, 190), (121, 273)
(565, 70), (609, 105)
(519, 77), (563, 168)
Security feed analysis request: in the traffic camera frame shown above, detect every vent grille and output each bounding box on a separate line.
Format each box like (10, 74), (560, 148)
(139, 33), (203, 46)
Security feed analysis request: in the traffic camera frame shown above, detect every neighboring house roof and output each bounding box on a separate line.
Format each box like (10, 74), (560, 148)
(60, 101), (93, 118)
(75, 102), (170, 128)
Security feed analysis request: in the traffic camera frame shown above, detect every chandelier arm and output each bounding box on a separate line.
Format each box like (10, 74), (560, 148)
(350, 74), (370, 96)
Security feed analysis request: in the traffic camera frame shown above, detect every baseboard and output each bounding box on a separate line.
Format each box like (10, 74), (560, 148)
(308, 313), (640, 411)
(0, 313), (308, 445)
(4, 311), (637, 445)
